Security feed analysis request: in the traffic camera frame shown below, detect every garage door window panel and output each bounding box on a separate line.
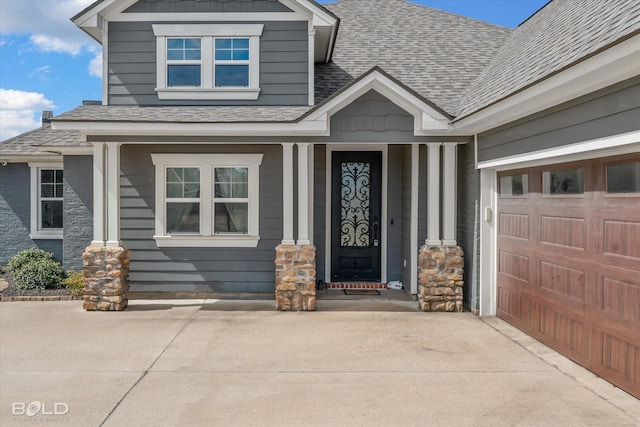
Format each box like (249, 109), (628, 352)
(543, 168), (584, 196)
(606, 160), (640, 194)
(500, 174), (529, 197)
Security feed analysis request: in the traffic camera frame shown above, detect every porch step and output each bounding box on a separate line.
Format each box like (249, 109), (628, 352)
(326, 282), (387, 290)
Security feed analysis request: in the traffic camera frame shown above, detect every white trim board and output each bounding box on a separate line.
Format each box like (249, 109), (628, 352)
(478, 130), (640, 171)
(324, 144), (389, 284)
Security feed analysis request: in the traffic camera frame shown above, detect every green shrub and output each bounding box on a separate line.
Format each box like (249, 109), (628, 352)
(13, 259), (64, 290)
(7, 248), (54, 274)
(62, 271), (85, 296)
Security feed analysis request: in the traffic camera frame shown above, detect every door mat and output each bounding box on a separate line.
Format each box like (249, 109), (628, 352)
(343, 289), (380, 296)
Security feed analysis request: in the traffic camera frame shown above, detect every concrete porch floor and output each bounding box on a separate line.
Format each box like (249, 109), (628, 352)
(1, 299), (638, 426)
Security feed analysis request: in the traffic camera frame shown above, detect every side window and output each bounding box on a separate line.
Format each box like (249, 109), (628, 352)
(29, 163), (64, 239)
(542, 168), (584, 195)
(606, 160), (640, 194)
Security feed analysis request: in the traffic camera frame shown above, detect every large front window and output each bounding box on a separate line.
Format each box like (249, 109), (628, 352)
(153, 24), (263, 100)
(151, 154), (263, 247)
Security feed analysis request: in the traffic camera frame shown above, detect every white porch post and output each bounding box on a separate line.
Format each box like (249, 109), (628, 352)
(297, 143), (311, 245)
(410, 144), (420, 294)
(106, 142), (121, 247)
(426, 143), (441, 245)
(91, 142), (106, 246)
(442, 143), (458, 245)
(282, 143), (295, 245)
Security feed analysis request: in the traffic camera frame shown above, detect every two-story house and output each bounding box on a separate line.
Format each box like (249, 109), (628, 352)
(1, 0), (638, 397)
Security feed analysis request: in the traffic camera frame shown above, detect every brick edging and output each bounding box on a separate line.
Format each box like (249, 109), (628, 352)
(0, 295), (83, 302)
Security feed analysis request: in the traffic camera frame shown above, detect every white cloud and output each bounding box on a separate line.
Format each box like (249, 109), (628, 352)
(0, 0), (95, 46)
(0, 88), (56, 141)
(30, 34), (83, 56)
(89, 51), (103, 78)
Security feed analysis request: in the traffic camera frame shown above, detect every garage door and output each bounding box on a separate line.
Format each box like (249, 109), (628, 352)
(497, 154), (640, 398)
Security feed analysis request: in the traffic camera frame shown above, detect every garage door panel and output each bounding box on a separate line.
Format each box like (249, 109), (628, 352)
(538, 260), (585, 303)
(602, 219), (640, 259)
(597, 274), (640, 323)
(538, 215), (586, 249)
(498, 212), (530, 240)
(497, 154), (640, 398)
(498, 250), (530, 283)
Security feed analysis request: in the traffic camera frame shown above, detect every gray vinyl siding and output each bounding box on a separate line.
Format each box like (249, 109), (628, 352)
(107, 21), (308, 106)
(124, 0), (292, 13)
(63, 156), (93, 271)
(323, 91), (419, 143)
(313, 144), (326, 283)
(386, 145), (403, 283)
(120, 144), (282, 293)
(456, 142), (479, 311)
(0, 163), (63, 265)
(400, 145), (427, 293)
(477, 77), (640, 162)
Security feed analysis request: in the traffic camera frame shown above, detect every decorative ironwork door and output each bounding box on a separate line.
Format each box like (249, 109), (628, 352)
(331, 151), (382, 281)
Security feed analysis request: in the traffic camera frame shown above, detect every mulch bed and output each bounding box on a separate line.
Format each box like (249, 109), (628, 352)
(0, 270), (81, 302)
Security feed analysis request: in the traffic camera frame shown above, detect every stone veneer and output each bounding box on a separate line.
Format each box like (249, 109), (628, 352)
(82, 245), (130, 311)
(418, 245), (464, 312)
(275, 244), (316, 311)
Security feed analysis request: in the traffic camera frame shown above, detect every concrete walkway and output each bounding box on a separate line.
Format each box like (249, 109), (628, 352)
(1, 299), (638, 426)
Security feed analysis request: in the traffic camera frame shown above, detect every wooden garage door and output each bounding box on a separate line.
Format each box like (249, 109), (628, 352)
(497, 154), (640, 398)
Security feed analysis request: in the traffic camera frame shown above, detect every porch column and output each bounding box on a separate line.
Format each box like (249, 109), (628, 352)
(297, 143), (311, 245)
(281, 143), (295, 245)
(106, 142), (121, 246)
(82, 141), (130, 311)
(91, 142), (106, 246)
(426, 143), (441, 245)
(442, 143), (457, 245)
(275, 143), (316, 311)
(410, 144), (420, 294)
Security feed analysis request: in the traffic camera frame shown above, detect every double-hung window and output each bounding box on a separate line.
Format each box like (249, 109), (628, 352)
(153, 24), (263, 100)
(166, 38), (202, 87)
(151, 154), (263, 247)
(29, 162), (63, 239)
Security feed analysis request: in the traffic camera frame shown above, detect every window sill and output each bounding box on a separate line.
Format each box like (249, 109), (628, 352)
(155, 87), (260, 100)
(154, 235), (260, 248)
(30, 232), (63, 240)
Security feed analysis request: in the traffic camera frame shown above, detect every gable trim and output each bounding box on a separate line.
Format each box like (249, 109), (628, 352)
(299, 67), (453, 135)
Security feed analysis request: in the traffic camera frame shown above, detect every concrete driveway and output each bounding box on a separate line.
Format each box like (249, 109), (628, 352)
(1, 299), (638, 426)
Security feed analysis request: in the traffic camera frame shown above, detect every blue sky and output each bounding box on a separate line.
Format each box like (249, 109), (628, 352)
(0, 0), (549, 141)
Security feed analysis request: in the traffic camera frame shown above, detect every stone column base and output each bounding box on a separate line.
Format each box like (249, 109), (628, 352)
(275, 244), (316, 311)
(82, 245), (130, 311)
(418, 245), (464, 312)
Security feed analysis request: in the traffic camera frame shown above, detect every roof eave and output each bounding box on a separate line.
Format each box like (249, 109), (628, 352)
(454, 32), (640, 134)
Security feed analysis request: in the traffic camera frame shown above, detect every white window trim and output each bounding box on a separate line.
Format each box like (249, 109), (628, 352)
(29, 162), (64, 240)
(153, 24), (263, 100)
(151, 153), (263, 248)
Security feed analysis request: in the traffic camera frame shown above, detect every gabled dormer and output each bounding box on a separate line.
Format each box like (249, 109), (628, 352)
(72, 0), (338, 106)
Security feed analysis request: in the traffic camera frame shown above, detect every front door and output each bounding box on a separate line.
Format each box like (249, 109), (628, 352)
(331, 151), (382, 281)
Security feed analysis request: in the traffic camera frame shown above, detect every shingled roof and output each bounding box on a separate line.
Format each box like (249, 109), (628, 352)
(456, 0), (640, 118)
(316, 0), (512, 114)
(0, 124), (85, 156)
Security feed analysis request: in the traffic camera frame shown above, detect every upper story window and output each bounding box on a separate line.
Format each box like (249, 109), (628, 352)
(29, 162), (64, 239)
(215, 38), (250, 87)
(167, 38), (202, 87)
(153, 24), (263, 100)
